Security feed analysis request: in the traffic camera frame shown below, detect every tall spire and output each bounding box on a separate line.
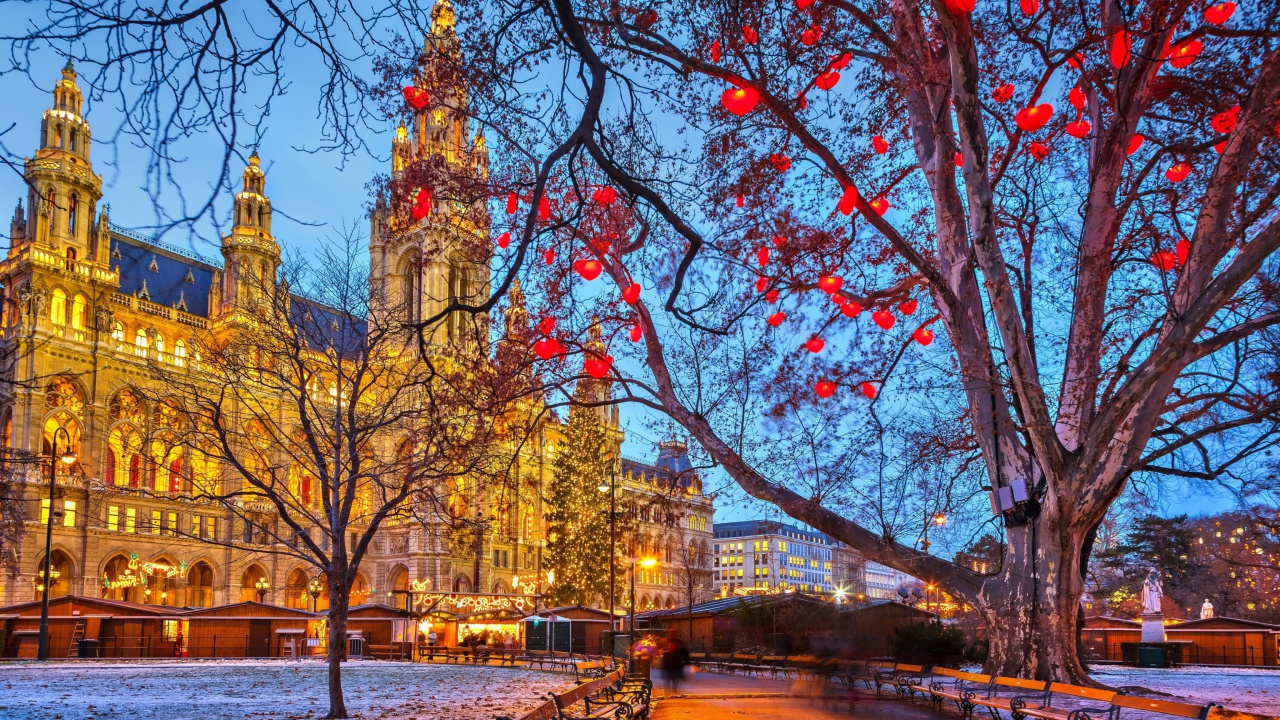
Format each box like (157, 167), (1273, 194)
(219, 150), (279, 316)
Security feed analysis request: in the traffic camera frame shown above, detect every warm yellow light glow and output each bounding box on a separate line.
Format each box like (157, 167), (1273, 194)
(639, 558), (657, 568)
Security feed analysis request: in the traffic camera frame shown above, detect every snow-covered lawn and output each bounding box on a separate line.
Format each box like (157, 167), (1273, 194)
(0, 660), (574, 720)
(1090, 665), (1280, 715)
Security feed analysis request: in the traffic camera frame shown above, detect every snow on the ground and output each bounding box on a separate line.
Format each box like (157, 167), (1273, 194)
(1090, 665), (1280, 715)
(0, 660), (574, 720)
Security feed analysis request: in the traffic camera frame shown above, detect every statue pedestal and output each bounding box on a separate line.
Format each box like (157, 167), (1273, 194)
(1141, 613), (1166, 642)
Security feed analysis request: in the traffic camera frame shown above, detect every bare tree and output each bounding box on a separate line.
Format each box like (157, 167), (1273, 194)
(134, 228), (514, 717)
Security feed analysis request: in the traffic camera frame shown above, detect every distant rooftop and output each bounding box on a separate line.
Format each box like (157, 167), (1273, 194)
(713, 519), (836, 546)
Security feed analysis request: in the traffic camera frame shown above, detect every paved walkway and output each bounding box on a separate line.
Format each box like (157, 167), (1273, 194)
(650, 671), (946, 720)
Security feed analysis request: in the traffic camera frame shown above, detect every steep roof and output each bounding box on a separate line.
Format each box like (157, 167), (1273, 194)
(110, 227), (218, 317)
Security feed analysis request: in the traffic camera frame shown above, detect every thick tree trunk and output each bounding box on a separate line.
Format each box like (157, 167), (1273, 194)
(976, 507), (1092, 684)
(326, 581), (351, 719)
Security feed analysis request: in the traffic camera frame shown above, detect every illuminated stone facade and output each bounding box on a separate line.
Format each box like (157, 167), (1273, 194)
(0, 20), (712, 613)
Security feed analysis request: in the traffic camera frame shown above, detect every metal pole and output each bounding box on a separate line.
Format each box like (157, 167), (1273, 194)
(628, 561), (636, 673)
(37, 430), (63, 662)
(608, 462), (616, 633)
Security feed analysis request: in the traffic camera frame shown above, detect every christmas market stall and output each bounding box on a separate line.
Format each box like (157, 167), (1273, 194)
(347, 602), (415, 659)
(1083, 615), (1280, 666)
(0, 595), (172, 659)
(407, 580), (540, 649)
(178, 601), (322, 658)
(522, 605), (612, 656)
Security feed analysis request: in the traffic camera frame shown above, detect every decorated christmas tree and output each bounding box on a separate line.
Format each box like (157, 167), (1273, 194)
(544, 346), (624, 607)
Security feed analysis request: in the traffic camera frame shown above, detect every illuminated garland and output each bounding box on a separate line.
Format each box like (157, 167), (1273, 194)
(413, 591), (536, 614)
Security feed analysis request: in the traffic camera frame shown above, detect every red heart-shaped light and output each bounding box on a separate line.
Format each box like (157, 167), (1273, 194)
(954, 152), (965, 168)
(538, 317), (556, 335)
(829, 53), (852, 71)
(721, 87), (760, 116)
(710, 40), (721, 63)
(1127, 134), (1145, 155)
(840, 302), (862, 318)
(1110, 31), (1132, 69)
(1151, 250), (1177, 271)
(755, 276), (770, 293)
(992, 84), (1015, 104)
(574, 259), (603, 281)
(872, 135), (889, 154)
(1165, 162), (1191, 183)
(593, 187), (617, 205)
(900, 299), (918, 315)
(534, 338), (561, 360)
(622, 283), (641, 304)
(815, 71), (840, 91)
(767, 312), (786, 327)
(506, 193), (519, 214)
(629, 324), (643, 343)
(942, 0), (975, 13)
(772, 235), (787, 248)
(1014, 103), (1054, 132)
(872, 310), (896, 330)
(913, 327), (935, 346)
(815, 381), (836, 398)
(402, 86), (429, 110)
(818, 275), (843, 294)
(861, 382), (878, 399)
(805, 337), (825, 354)
(742, 26), (758, 44)
(770, 154), (791, 172)
(1203, 2), (1235, 25)
(1019, 0), (1039, 14)
(801, 25), (822, 46)
(766, 290), (780, 303)
(1168, 39), (1202, 69)
(1212, 106), (1240, 135)
(1175, 238), (1191, 267)
(1068, 87), (1086, 111)
(584, 356), (613, 379)
(538, 196), (551, 221)
(795, 0), (814, 8)
(870, 198), (890, 216)
(838, 186), (859, 216)
(757, 247), (770, 267)
(1065, 120), (1091, 139)
(1028, 142), (1049, 161)
(496, 232), (511, 249)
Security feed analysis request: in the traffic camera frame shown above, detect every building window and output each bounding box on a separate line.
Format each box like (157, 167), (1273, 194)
(50, 289), (67, 326)
(150, 509), (161, 535)
(67, 194), (77, 235)
(108, 505), (119, 531)
(174, 339), (186, 367)
(63, 500), (76, 527)
(70, 294), (86, 331)
(192, 515), (201, 539)
(40, 498), (50, 525)
(125, 507), (136, 533)
(165, 512), (177, 536)
(134, 328), (148, 357)
(111, 321), (124, 350)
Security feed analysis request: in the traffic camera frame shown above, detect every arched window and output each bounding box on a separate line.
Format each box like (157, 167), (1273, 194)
(66, 194), (77, 236)
(49, 289), (67, 326)
(190, 447), (220, 496)
(102, 554), (136, 602)
(398, 253), (421, 324)
(38, 550), (74, 599)
(128, 454), (142, 488)
(153, 332), (165, 359)
(42, 412), (81, 471)
(108, 388), (147, 425)
(174, 339), (187, 367)
(284, 568), (310, 609)
(134, 328), (148, 356)
(45, 377), (85, 416)
(239, 564), (269, 603)
(111, 321), (125, 350)
(186, 562), (214, 608)
(69, 129), (77, 153)
(55, 123), (64, 148)
(70, 294), (86, 331)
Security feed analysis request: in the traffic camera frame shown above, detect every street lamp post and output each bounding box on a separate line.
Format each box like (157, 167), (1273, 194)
(628, 557), (656, 673)
(255, 577), (271, 603)
(308, 578), (324, 612)
(597, 459), (617, 633)
(37, 426), (76, 662)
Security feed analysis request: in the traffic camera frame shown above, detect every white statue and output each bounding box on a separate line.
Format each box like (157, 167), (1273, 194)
(1140, 568), (1163, 615)
(1200, 599), (1214, 620)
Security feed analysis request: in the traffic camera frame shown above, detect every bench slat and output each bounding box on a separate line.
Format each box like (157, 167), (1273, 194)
(1112, 695), (1209, 718)
(1047, 682), (1116, 703)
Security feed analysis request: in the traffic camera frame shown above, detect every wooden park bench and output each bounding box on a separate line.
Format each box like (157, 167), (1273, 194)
(496, 668), (648, 720)
(875, 663), (928, 697)
(571, 659), (612, 683)
(418, 644), (449, 662)
(846, 660), (896, 689)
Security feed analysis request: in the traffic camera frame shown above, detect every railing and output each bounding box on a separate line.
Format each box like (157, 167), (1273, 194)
(108, 222), (219, 266)
(16, 245), (120, 285)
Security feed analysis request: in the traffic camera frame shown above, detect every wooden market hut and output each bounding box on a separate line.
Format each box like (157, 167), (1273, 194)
(347, 603), (415, 659)
(636, 594), (935, 655)
(522, 605), (612, 656)
(178, 601), (321, 658)
(1082, 615), (1280, 666)
(0, 595), (171, 659)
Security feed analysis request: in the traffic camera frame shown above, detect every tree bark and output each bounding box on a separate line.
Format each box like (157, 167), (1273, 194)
(327, 578), (351, 719)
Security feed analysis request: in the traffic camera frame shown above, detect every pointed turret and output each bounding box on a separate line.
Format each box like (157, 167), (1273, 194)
(219, 150), (280, 316)
(21, 59), (102, 255)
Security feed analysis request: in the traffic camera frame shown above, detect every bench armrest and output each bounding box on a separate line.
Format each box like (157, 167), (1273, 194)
(1066, 705), (1119, 720)
(1010, 693), (1051, 712)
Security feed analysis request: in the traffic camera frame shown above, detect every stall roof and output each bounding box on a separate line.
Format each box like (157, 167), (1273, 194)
(0, 595), (173, 618)
(179, 601), (320, 619)
(525, 605), (613, 622)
